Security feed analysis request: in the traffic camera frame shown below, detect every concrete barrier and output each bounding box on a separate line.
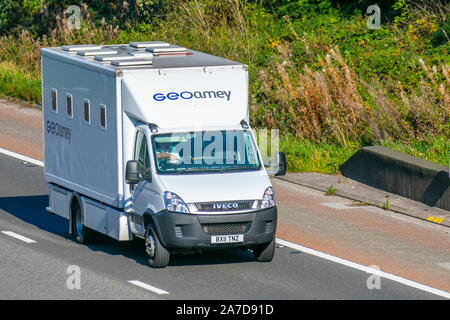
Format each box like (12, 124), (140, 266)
(339, 146), (449, 211)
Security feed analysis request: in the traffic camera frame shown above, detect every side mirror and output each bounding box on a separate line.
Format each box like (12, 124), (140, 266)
(274, 152), (286, 176)
(125, 160), (141, 185)
(263, 152), (287, 176)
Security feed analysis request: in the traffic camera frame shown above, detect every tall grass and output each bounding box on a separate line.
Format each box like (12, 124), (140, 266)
(254, 43), (449, 146)
(0, 61), (41, 103)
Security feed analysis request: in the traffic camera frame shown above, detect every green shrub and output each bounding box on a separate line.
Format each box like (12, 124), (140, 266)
(0, 62), (41, 103)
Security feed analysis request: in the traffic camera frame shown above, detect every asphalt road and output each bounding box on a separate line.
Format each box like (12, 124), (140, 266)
(0, 153), (445, 300)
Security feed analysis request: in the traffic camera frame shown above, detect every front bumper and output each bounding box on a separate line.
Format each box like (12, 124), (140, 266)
(152, 206), (277, 251)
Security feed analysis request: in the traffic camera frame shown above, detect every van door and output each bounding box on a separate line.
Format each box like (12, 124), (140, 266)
(130, 128), (161, 235)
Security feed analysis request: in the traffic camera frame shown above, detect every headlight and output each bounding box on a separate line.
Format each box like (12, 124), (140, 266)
(260, 186), (275, 209)
(163, 191), (190, 214)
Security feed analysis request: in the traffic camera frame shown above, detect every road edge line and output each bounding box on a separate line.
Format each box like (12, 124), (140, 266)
(2, 231), (37, 244)
(276, 238), (450, 299)
(0, 147), (43, 167)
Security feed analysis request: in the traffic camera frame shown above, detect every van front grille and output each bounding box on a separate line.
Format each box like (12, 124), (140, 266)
(196, 201), (254, 212)
(201, 222), (250, 235)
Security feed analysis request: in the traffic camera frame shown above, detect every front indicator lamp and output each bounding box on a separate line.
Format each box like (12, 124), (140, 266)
(163, 191), (190, 214)
(260, 186), (275, 209)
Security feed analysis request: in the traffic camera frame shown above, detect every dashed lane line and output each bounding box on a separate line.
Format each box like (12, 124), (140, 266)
(128, 280), (169, 295)
(1, 231), (37, 244)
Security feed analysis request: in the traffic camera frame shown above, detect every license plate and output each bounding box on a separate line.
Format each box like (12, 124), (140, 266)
(211, 234), (244, 244)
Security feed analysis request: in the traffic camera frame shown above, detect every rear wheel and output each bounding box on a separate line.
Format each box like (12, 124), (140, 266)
(145, 224), (170, 268)
(253, 238), (275, 262)
(72, 199), (93, 244)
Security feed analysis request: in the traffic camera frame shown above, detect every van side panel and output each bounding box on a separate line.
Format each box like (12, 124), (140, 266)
(82, 198), (107, 234)
(47, 184), (70, 219)
(106, 206), (132, 241)
(42, 55), (122, 207)
(81, 196), (131, 241)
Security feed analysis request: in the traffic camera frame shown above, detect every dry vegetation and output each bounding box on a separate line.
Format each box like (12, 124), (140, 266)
(254, 43), (449, 146)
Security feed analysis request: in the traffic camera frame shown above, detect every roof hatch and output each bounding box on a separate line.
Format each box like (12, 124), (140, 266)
(129, 51), (154, 58)
(77, 49), (118, 56)
(110, 59), (153, 66)
(94, 54), (136, 62)
(61, 44), (102, 52)
(146, 46), (187, 53)
(129, 41), (170, 48)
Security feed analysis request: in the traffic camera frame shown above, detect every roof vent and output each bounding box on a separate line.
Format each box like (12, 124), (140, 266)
(77, 49), (118, 56)
(129, 51), (154, 58)
(61, 44), (102, 52)
(94, 54), (135, 62)
(146, 46), (187, 54)
(110, 59), (153, 66)
(129, 41), (170, 48)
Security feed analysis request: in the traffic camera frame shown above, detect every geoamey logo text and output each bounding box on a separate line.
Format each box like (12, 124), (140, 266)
(153, 90), (231, 102)
(46, 120), (71, 144)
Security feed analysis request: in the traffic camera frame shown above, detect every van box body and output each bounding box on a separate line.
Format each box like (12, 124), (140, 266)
(42, 45), (247, 209)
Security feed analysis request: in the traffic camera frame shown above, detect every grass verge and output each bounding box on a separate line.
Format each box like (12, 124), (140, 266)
(0, 62), (41, 104)
(281, 135), (449, 173)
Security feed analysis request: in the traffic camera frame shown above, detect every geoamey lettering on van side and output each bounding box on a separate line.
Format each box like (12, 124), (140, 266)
(153, 90), (232, 102)
(47, 120), (71, 144)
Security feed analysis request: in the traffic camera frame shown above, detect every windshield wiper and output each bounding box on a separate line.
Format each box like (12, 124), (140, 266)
(220, 166), (260, 173)
(173, 167), (222, 174)
(166, 166), (259, 174)
(173, 168), (187, 175)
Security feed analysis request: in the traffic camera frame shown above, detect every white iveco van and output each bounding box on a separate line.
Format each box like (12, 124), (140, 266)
(41, 41), (286, 267)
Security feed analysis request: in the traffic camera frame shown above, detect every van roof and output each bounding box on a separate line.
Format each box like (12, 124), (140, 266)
(41, 42), (245, 76)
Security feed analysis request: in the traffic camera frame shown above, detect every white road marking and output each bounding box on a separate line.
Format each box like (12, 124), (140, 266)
(437, 263), (450, 271)
(0, 147), (43, 167)
(128, 280), (169, 295)
(322, 202), (359, 210)
(276, 238), (450, 299)
(2, 231), (37, 244)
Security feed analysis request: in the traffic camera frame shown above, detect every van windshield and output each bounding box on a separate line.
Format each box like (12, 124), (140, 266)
(151, 130), (261, 174)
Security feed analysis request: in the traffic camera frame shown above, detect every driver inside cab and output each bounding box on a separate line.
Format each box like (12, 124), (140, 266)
(155, 141), (181, 162)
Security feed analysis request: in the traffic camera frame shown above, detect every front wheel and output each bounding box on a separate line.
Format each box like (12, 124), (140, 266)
(253, 238), (275, 262)
(145, 224), (170, 268)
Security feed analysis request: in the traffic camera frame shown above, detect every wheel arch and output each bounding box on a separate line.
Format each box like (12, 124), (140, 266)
(142, 210), (167, 247)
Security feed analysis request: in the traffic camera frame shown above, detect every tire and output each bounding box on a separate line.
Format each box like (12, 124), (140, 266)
(145, 224), (170, 268)
(72, 199), (93, 244)
(253, 238), (275, 262)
